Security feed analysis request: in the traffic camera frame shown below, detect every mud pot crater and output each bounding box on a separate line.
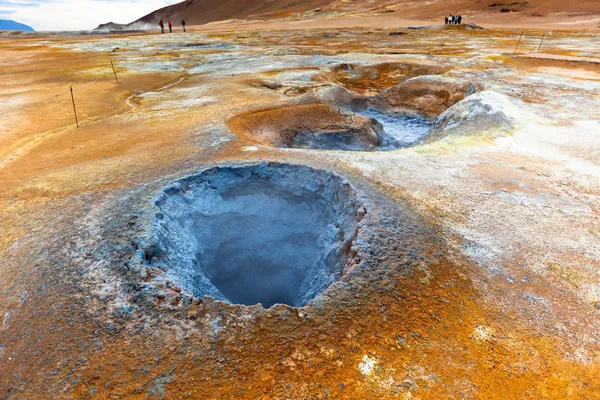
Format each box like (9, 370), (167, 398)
(147, 163), (364, 308)
(227, 102), (432, 151)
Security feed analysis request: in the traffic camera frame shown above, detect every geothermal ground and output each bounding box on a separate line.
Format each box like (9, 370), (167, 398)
(0, 22), (599, 399)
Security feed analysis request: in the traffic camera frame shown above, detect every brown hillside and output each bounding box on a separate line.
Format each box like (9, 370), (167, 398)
(131, 0), (600, 27)
(135, 0), (332, 26)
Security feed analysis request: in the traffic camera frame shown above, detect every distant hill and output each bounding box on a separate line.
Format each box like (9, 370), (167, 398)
(0, 19), (35, 32)
(94, 0), (332, 31)
(96, 0), (600, 31)
(132, 0), (331, 26)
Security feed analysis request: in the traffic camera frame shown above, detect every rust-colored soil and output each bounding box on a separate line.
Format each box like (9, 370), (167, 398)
(0, 23), (599, 400)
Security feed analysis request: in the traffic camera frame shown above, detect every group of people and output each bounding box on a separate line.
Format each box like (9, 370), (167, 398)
(158, 19), (186, 33)
(445, 15), (463, 25)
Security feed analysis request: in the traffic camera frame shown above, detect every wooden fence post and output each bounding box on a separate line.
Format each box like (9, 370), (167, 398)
(537, 32), (546, 53)
(513, 31), (524, 55)
(70, 86), (79, 128)
(111, 60), (119, 83)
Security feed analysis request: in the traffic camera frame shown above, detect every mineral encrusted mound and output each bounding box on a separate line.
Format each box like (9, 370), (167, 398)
(426, 90), (519, 142)
(376, 75), (482, 117)
(150, 163), (364, 308)
(227, 103), (383, 150)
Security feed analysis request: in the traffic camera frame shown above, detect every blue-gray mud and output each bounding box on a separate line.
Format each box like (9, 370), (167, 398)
(357, 109), (432, 150)
(148, 163), (364, 308)
(290, 130), (377, 151)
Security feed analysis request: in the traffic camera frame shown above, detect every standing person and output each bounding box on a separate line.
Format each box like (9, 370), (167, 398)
(449, 15), (454, 25)
(182, 20), (186, 33)
(159, 19), (164, 33)
(168, 20), (173, 33)
(445, 16), (448, 25)
(458, 15), (462, 25)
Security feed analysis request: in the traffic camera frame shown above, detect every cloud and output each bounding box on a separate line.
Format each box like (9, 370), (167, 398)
(0, 9), (17, 14)
(4, 0), (181, 31)
(0, 0), (40, 7)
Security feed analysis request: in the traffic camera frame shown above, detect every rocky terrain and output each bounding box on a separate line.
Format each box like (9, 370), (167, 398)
(0, 20), (599, 399)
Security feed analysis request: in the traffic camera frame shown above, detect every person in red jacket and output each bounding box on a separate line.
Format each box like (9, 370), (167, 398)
(158, 19), (164, 33)
(168, 20), (173, 33)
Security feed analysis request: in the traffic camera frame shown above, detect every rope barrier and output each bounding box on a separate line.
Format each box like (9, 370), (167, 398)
(74, 71), (110, 90)
(0, 88), (70, 117)
(0, 66), (113, 117)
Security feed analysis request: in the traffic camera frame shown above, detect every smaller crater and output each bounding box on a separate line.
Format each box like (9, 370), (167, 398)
(375, 76), (482, 118)
(227, 103), (384, 151)
(330, 62), (451, 95)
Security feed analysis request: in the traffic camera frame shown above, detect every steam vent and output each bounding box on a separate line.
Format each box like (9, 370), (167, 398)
(149, 163), (362, 308)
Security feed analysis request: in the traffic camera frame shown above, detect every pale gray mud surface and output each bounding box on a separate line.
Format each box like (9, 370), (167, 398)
(355, 109), (432, 149)
(149, 163), (363, 308)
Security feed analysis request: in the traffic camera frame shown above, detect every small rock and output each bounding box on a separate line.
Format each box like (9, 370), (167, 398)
(396, 335), (406, 346)
(547, 261), (561, 272)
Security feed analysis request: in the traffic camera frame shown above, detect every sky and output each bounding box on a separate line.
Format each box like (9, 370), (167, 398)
(0, 0), (181, 31)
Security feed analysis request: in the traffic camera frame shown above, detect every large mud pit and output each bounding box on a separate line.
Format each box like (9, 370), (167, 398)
(150, 163), (363, 308)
